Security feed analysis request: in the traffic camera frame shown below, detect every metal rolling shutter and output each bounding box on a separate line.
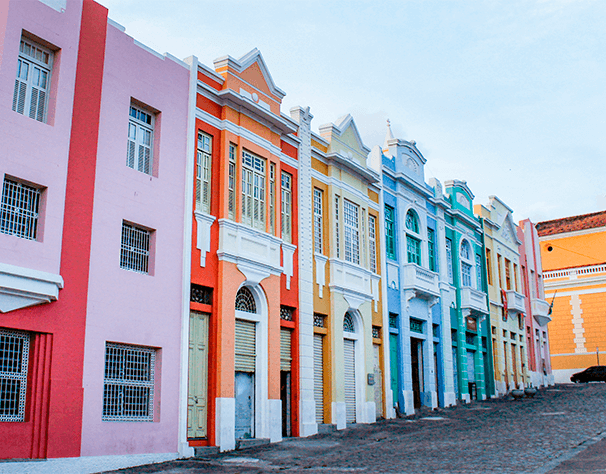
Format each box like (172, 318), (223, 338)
(313, 334), (324, 424)
(344, 338), (356, 423)
(280, 328), (292, 371)
(373, 344), (383, 418)
(235, 319), (256, 372)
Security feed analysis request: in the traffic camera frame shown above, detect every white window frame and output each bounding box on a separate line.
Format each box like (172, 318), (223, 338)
(281, 171), (292, 243)
(228, 144), (237, 220)
(1, 177), (42, 241)
(476, 253), (483, 290)
(13, 37), (53, 123)
(0, 329), (30, 422)
(120, 221), (151, 274)
(127, 103), (154, 175)
(460, 239), (474, 288)
(269, 163), (276, 234)
(369, 214), (377, 273)
(196, 132), (212, 213)
(343, 199), (360, 265)
(335, 196), (340, 259)
(102, 342), (156, 422)
(446, 238), (453, 284)
(313, 188), (323, 254)
(241, 150), (266, 231)
(405, 209), (422, 266)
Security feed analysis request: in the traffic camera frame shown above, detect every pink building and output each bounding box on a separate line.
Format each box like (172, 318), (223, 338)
(1, 0), (192, 470)
(518, 219), (554, 388)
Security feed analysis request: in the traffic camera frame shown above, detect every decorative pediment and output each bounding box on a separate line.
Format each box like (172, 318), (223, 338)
(319, 114), (370, 159)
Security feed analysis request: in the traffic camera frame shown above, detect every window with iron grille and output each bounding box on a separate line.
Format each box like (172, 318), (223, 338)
(343, 200), (359, 265)
(228, 144), (236, 220)
(410, 318), (423, 334)
(389, 313), (398, 329)
(235, 287), (257, 313)
(427, 228), (436, 272)
(241, 150), (266, 231)
(446, 238), (453, 283)
(280, 306), (294, 321)
(369, 215), (377, 273)
(313, 188), (323, 254)
(343, 312), (355, 332)
(13, 37), (53, 123)
(1, 178), (41, 241)
(313, 313), (326, 328)
(190, 284), (213, 305)
(384, 205), (395, 259)
(127, 103), (154, 175)
(281, 171), (292, 243)
(269, 163), (276, 234)
(405, 209), (419, 233)
(196, 132), (212, 213)
(102, 343), (155, 422)
(372, 326), (381, 339)
(120, 222), (151, 274)
(335, 196), (340, 258)
(0, 329), (30, 422)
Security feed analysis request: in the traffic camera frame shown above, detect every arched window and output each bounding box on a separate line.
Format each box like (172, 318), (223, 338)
(460, 239), (473, 287)
(343, 312), (355, 333)
(405, 209), (421, 265)
(235, 287), (257, 313)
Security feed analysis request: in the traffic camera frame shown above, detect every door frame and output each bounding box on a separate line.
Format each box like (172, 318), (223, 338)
(343, 309), (366, 423)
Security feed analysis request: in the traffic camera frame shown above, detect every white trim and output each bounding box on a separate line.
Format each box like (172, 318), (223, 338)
(545, 286), (606, 297)
(311, 169), (380, 212)
(0, 262), (63, 313)
(194, 211), (215, 267)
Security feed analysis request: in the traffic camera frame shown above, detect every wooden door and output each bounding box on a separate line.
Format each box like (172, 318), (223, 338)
(411, 339), (422, 408)
(188, 312), (209, 439)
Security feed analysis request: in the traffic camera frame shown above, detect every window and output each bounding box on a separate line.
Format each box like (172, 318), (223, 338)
(476, 254), (483, 290)
(505, 258), (512, 290)
(343, 312), (355, 332)
(241, 150), (266, 231)
(335, 196), (341, 258)
(461, 262), (472, 287)
(127, 104), (154, 175)
(196, 132), (212, 213)
(102, 343), (155, 422)
(369, 215), (377, 273)
(427, 228), (436, 272)
(385, 205), (395, 259)
(120, 222), (151, 274)
(513, 263), (519, 292)
(486, 248), (493, 286)
(0, 329), (30, 422)
(235, 287), (257, 313)
(497, 254), (503, 289)
(405, 210), (421, 265)
(460, 240), (471, 260)
(446, 238), (453, 283)
(228, 144), (236, 220)
(1, 177), (41, 240)
(343, 200), (360, 265)
(530, 270), (536, 298)
(281, 171), (292, 243)
(313, 188), (323, 254)
(13, 37), (52, 122)
(269, 163), (276, 234)
(460, 240), (473, 287)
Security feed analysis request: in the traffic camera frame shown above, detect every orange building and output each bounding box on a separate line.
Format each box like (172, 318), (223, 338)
(537, 211), (606, 383)
(184, 50), (300, 451)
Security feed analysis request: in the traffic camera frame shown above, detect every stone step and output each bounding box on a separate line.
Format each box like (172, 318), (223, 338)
(194, 446), (219, 457)
(317, 424), (337, 434)
(236, 438), (270, 450)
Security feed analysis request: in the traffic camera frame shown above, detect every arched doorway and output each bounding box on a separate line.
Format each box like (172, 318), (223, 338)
(343, 310), (363, 424)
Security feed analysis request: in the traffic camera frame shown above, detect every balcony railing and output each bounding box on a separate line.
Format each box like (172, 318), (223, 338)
(531, 298), (552, 327)
(460, 287), (488, 314)
(401, 263), (439, 297)
(506, 290), (525, 313)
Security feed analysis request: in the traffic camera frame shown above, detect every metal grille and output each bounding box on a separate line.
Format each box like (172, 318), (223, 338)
(344, 339), (356, 423)
(389, 313), (398, 329)
(0, 329), (30, 422)
(280, 328), (292, 371)
(335, 196), (340, 258)
(368, 215), (377, 273)
(384, 205), (395, 259)
(102, 343), (155, 422)
(281, 171), (292, 243)
(235, 319), (256, 372)
(120, 222), (150, 274)
(344, 200), (359, 265)
(313, 313), (325, 328)
(343, 312), (355, 333)
(372, 326), (381, 339)
(228, 144), (236, 220)
(127, 104), (154, 175)
(313, 188), (323, 254)
(235, 287), (256, 313)
(280, 306), (293, 321)
(313, 334), (324, 423)
(196, 132), (212, 213)
(461, 240), (471, 259)
(1, 178), (41, 240)
(190, 284), (213, 305)
(410, 318), (424, 334)
(405, 209), (419, 233)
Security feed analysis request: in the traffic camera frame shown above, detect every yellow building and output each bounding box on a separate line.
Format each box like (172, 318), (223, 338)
(537, 211), (606, 383)
(476, 197), (529, 394)
(308, 114), (390, 429)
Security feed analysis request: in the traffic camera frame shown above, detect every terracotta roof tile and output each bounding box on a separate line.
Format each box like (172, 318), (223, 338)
(536, 210), (606, 236)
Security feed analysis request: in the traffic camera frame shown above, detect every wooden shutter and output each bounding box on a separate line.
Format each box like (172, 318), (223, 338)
(280, 328), (292, 371)
(235, 319), (256, 372)
(344, 339), (356, 423)
(13, 59), (28, 115)
(313, 334), (324, 424)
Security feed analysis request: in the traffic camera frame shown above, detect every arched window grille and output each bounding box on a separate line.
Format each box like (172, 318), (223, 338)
(343, 312), (355, 333)
(405, 209), (419, 233)
(461, 240), (471, 260)
(235, 287), (257, 313)
(460, 239), (473, 287)
(405, 209), (421, 265)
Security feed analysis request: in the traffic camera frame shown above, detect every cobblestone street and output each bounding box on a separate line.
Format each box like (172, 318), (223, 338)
(113, 384), (606, 474)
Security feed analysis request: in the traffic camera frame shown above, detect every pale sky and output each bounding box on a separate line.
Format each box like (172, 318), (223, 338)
(97, 0), (606, 223)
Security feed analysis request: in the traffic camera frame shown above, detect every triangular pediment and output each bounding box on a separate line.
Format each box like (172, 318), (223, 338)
(319, 114), (370, 160)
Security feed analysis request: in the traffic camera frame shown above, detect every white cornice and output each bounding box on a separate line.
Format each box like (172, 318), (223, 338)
(382, 165), (433, 199)
(311, 170), (379, 211)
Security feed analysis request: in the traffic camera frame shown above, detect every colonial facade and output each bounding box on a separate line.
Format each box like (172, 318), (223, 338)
(308, 114), (390, 429)
(536, 211), (606, 383)
(186, 49), (300, 452)
(476, 197), (529, 394)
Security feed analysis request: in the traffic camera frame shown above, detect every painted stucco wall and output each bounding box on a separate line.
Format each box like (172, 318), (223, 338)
(80, 20), (189, 456)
